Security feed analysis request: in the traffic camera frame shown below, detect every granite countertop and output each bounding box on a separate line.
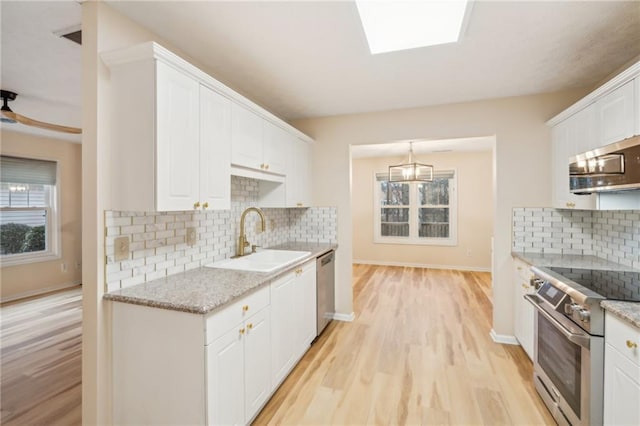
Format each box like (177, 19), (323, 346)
(512, 250), (640, 328)
(511, 251), (638, 272)
(103, 242), (336, 315)
(601, 301), (640, 329)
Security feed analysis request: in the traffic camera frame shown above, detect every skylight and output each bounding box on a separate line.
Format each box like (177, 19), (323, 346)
(355, 0), (471, 54)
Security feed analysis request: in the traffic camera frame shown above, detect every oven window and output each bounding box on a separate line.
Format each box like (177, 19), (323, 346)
(537, 312), (582, 416)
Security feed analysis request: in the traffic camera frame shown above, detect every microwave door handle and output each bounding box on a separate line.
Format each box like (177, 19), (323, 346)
(525, 295), (591, 349)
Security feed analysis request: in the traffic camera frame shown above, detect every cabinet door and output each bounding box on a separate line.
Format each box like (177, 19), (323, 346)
(200, 85), (231, 210)
(270, 273), (296, 386)
(293, 263), (317, 359)
(206, 327), (245, 426)
(231, 103), (264, 170)
(551, 120), (597, 210)
(596, 80), (636, 146)
(287, 139), (312, 207)
(262, 121), (289, 175)
(604, 344), (640, 425)
(156, 61), (200, 211)
(244, 308), (271, 422)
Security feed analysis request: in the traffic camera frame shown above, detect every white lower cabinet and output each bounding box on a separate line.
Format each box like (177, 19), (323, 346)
(513, 257), (535, 360)
(604, 313), (640, 425)
(112, 262), (318, 425)
(207, 306), (271, 425)
(271, 260), (317, 388)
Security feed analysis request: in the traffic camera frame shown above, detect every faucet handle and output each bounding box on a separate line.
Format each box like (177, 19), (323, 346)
(251, 245), (260, 253)
(243, 240), (250, 248)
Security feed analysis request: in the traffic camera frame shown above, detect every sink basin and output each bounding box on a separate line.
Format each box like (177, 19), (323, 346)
(205, 250), (311, 273)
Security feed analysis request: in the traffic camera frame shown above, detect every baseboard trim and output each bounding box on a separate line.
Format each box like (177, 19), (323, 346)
(353, 259), (491, 273)
(1, 280), (82, 304)
(490, 329), (519, 345)
(333, 312), (356, 322)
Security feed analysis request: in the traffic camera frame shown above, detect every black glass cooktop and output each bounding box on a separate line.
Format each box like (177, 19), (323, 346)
(548, 267), (640, 302)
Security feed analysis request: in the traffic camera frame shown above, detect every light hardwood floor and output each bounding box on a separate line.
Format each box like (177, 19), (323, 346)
(1, 287), (82, 426)
(254, 265), (554, 425)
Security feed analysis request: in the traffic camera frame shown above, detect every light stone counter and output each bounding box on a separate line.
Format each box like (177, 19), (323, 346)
(512, 250), (640, 329)
(511, 251), (639, 272)
(104, 242), (336, 315)
(601, 301), (640, 329)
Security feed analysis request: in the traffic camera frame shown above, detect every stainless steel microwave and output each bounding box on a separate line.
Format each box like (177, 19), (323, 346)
(569, 135), (640, 194)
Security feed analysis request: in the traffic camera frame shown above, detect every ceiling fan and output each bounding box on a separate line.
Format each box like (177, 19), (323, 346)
(1, 90), (81, 134)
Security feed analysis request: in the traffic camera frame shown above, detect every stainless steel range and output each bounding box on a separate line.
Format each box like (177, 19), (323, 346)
(526, 266), (640, 426)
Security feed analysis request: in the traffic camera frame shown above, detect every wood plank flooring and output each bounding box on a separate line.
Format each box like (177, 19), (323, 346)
(254, 265), (554, 425)
(1, 287), (82, 426)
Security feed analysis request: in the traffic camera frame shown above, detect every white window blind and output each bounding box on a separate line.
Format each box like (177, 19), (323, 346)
(1, 156), (57, 185)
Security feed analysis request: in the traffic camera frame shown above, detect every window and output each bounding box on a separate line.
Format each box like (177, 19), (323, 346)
(374, 170), (457, 246)
(0, 156), (60, 265)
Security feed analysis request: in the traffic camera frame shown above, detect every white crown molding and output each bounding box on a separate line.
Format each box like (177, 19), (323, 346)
(546, 61), (640, 127)
(100, 41), (314, 143)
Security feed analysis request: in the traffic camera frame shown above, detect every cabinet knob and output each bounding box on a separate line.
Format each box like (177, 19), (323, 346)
(239, 328), (245, 335)
(296, 202), (303, 207)
(260, 163), (265, 169)
(202, 202), (209, 209)
(265, 164), (269, 170)
(242, 305), (249, 312)
(194, 201), (201, 209)
(626, 340), (638, 349)
(566, 202), (575, 208)
(247, 323), (253, 330)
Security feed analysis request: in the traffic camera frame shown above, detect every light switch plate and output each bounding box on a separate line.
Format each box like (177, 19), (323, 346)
(114, 236), (129, 262)
(186, 227), (197, 247)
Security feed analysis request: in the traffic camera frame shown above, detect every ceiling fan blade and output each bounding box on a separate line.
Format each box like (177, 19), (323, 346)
(1, 109), (82, 134)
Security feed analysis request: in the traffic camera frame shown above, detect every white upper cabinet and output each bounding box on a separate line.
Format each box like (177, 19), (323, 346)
(231, 103), (264, 171)
(102, 42), (313, 212)
(551, 106), (598, 210)
(231, 104), (290, 176)
(156, 61), (201, 211)
(200, 85), (232, 210)
(286, 139), (313, 207)
(595, 79), (636, 146)
(547, 61), (640, 211)
(262, 121), (289, 175)
(103, 55), (232, 211)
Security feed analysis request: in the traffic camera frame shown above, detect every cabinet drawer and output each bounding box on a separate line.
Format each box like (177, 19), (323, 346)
(606, 313), (640, 366)
(514, 258), (533, 282)
(206, 285), (269, 345)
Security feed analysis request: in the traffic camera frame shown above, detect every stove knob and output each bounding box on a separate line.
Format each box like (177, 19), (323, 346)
(579, 309), (590, 323)
(565, 303), (581, 315)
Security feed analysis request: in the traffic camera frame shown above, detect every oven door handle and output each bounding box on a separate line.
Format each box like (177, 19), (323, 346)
(525, 294), (591, 349)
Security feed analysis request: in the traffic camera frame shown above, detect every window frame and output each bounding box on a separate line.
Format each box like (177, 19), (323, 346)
(0, 157), (61, 266)
(373, 170), (458, 246)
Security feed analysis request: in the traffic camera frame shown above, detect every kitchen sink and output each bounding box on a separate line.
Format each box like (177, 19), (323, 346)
(205, 249), (311, 273)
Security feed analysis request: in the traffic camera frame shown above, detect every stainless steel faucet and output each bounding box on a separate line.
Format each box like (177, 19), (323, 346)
(237, 207), (266, 257)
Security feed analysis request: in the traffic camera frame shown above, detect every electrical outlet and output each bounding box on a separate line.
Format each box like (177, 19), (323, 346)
(466, 249), (472, 258)
(186, 227), (197, 247)
(270, 219), (275, 229)
(61, 263), (67, 272)
(114, 236), (130, 261)
(75, 262), (82, 270)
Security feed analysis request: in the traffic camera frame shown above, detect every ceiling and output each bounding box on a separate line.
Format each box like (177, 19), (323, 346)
(351, 136), (494, 159)
(1, 1), (639, 143)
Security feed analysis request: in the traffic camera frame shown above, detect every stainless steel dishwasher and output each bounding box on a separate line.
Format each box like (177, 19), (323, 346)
(316, 250), (335, 337)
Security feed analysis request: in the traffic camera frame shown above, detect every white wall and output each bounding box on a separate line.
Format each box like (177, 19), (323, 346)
(0, 131), (82, 301)
(352, 150), (493, 270)
(81, 2), (221, 423)
(292, 89), (588, 337)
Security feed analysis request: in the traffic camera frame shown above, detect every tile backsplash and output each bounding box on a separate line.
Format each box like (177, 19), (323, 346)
(513, 207), (640, 269)
(105, 176), (337, 291)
